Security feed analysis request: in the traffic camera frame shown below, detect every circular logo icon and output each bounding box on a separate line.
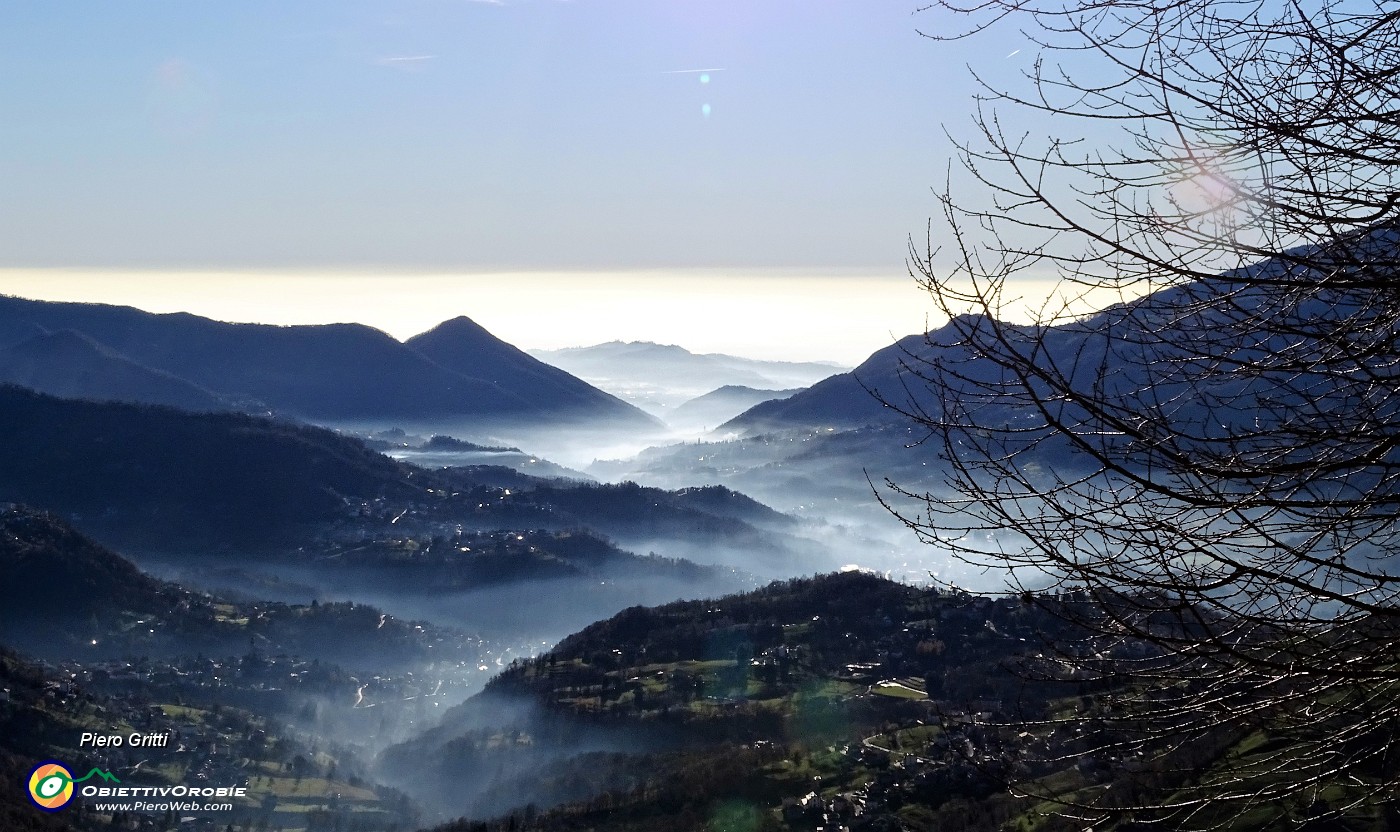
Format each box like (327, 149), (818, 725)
(27, 761), (75, 811)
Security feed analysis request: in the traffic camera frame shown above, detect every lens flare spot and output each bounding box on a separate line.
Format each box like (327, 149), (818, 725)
(699, 73), (710, 84)
(702, 103), (712, 118)
(146, 58), (218, 141)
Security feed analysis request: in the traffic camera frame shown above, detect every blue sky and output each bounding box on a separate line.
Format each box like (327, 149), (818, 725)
(0, 1), (1058, 361)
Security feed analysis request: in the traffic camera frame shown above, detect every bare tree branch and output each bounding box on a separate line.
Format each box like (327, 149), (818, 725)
(892, 1), (1400, 827)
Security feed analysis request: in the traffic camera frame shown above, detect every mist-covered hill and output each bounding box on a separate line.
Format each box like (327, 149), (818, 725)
(398, 568), (1383, 832)
(0, 507), (486, 671)
(0, 385), (773, 551)
(0, 510), (492, 830)
(0, 643), (427, 832)
(668, 385), (801, 433)
(492, 479), (818, 573)
(408, 317), (657, 427)
(0, 387), (806, 638)
(721, 313), (1016, 434)
(529, 341), (843, 414)
(0, 295), (653, 426)
(380, 571), (1091, 826)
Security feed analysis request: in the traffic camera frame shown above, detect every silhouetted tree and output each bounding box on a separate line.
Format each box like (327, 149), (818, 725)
(886, 1), (1400, 828)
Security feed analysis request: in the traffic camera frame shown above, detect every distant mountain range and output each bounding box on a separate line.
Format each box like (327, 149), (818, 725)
(726, 229), (1400, 438)
(0, 295), (654, 427)
(598, 237), (1400, 549)
(720, 313), (1015, 434)
(603, 306), (1170, 514)
(587, 316), (1012, 520)
(529, 341), (845, 415)
(668, 385), (802, 432)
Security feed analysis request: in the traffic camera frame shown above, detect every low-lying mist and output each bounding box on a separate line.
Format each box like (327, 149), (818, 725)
(376, 690), (672, 820)
(334, 416), (1027, 594)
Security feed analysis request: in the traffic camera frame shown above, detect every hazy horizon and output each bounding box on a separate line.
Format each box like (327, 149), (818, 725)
(0, 2), (1141, 366)
(0, 267), (935, 365)
(0, 267), (1115, 365)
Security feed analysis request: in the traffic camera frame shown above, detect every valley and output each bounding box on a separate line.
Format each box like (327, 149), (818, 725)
(1, 266), (1395, 832)
(0, 296), (966, 831)
(4, 2), (1397, 828)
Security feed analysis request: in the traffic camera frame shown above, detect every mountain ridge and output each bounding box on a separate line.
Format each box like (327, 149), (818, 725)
(528, 341), (846, 413)
(0, 327), (238, 412)
(407, 318), (657, 427)
(0, 295), (654, 426)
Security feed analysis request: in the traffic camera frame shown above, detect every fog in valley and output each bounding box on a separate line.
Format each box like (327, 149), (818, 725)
(4, 0), (1394, 827)
(0, 292), (1042, 830)
(0, 284), (1054, 830)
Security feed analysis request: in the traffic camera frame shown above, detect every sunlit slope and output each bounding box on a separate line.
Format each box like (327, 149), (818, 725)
(383, 572), (1077, 825)
(405, 570), (1395, 832)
